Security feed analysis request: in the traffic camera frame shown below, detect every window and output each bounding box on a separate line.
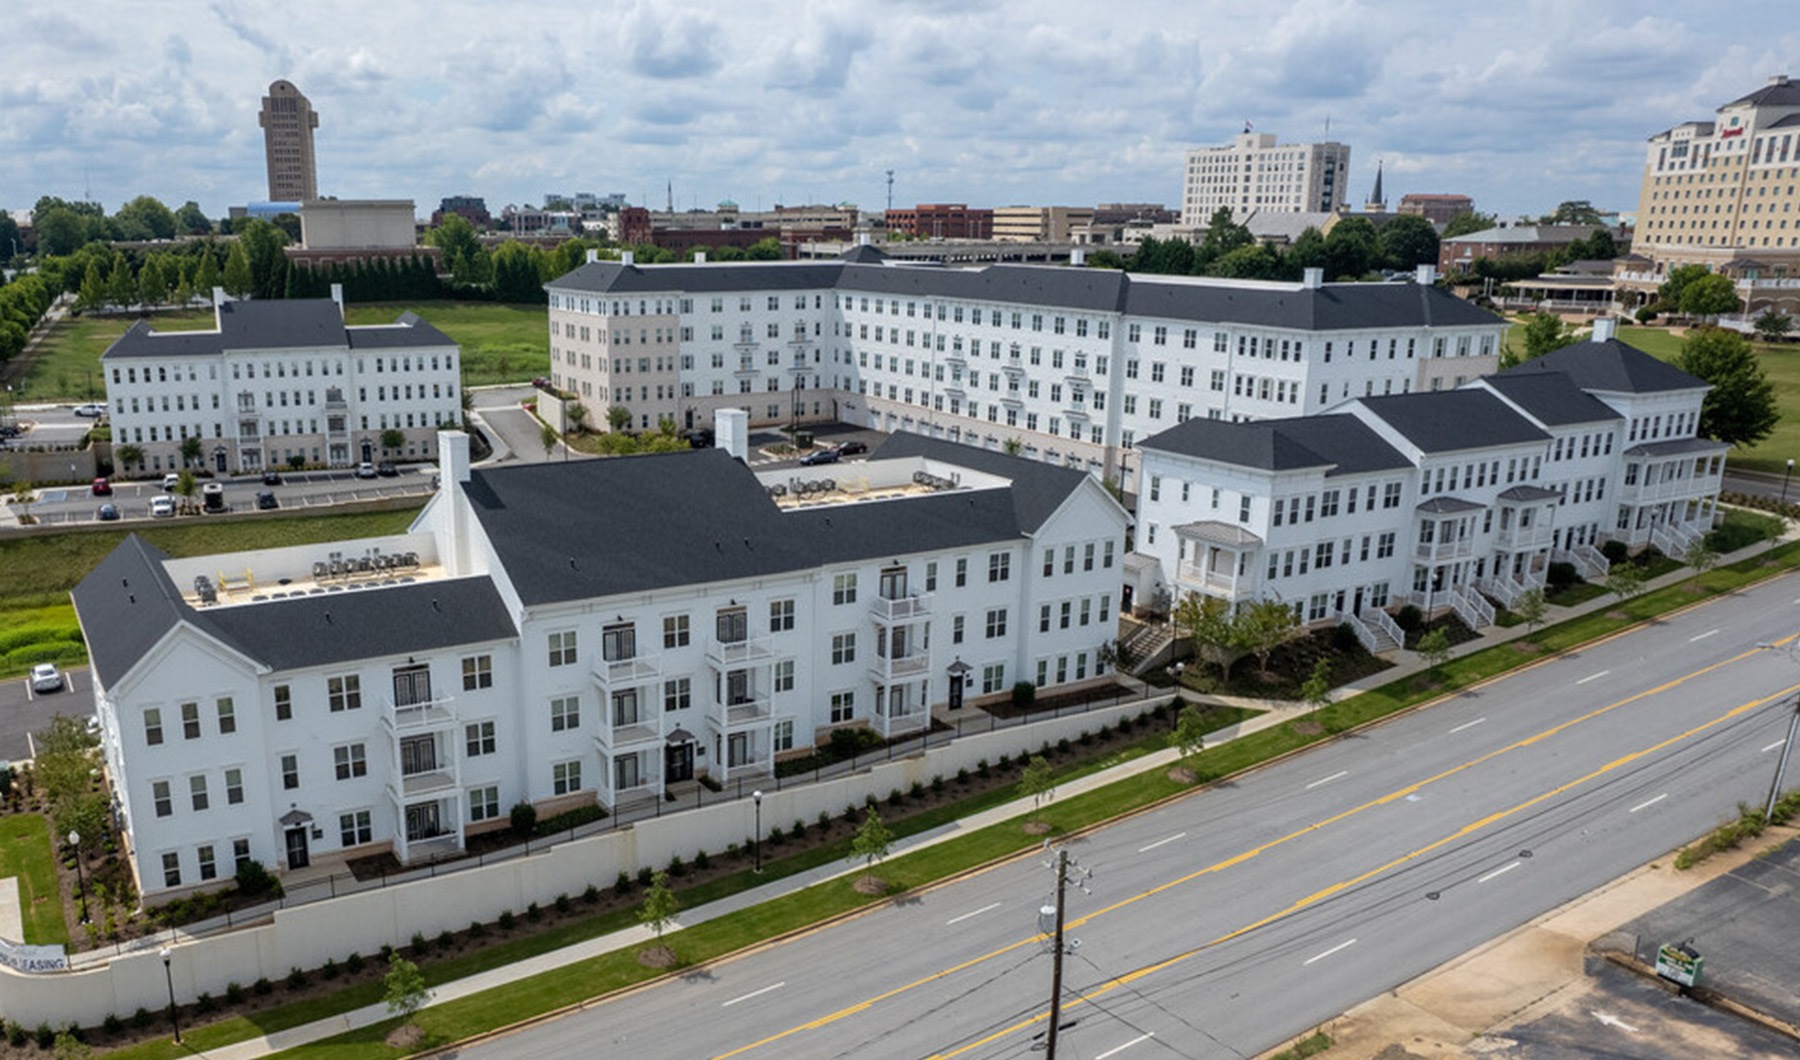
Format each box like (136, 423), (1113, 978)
(328, 674), (362, 712)
(232, 838), (251, 871)
(548, 630), (578, 667)
(466, 720), (496, 756)
(982, 663), (1006, 694)
(985, 608), (1008, 638)
(225, 767), (244, 805)
(551, 696), (581, 732)
(955, 557), (968, 587)
(273, 685), (292, 721)
(831, 632), (856, 665)
(162, 852), (181, 888)
(197, 845), (217, 881)
(553, 760), (583, 795)
(833, 572), (858, 604)
(953, 614), (966, 643)
(334, 743), (367, 780)
(144, 708), (163, 746)
(664, 677), (691, 712)
(988, 552), (1011, 582)
(830, 690), (855, 723)
(663, 614), (690, 648)
(773, 719), (794, 752)
(462, 655), (493, 691)
(181, 702), (201, 739)
(770, 599), (796, 632)
(281, 753), (299, 790)
(186, 772), (211, 812)
(339, 810), (373, 847)
(216, 697), (236, 734)
(774, 659), (795, 692)
(925, 561), (938, 592)
(152, 780), (172, 817)
(470, 786), (500, 822)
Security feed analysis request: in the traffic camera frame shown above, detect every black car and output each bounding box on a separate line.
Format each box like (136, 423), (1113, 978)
(256, 491), (279, 510)
(376, 461), (399, 477)
(261, 470), (282, 486)
(836, 440), (869, 456)
(799, 447), (840, 466)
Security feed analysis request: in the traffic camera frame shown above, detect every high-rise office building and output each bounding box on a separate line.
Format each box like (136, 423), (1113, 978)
(1181, 130), (1350, 226)
(260, 80), (320, 202)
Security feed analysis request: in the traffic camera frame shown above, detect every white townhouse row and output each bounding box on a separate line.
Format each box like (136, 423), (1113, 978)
(73, 429), (1129, 899)
(543, 247), (1506, 488)
(1129, 323), (1726, 641)
(98, 288), (462, 474)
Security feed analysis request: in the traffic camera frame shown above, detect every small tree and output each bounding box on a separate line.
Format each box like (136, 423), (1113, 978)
(1019, 756), (1056, 823)
(9, 481), (34, 525)
(380, 428), (406, 455)
(1002, 437), (1024, 455)
(1514, 587), (1548, 637)
(1172, 704), (1208, 758)
(638, 870), (680, 945)
(849, 807), (893, 886)
(1605, 562), (1647, 604)
(1177, 593), (1253, 684)
(382, 955), (429, 1026)
(174, 470), (197, 509)
(1298, 658), (1333, 713)
(1416, 627), (1452, 674)
(606, 404), (632, 433)
(1682, 539), (1719, 588)
(179, 435), (203, 469)
(1754, 308), (1793, 343)
(116, 444), (143, 474)
(1243, 597), (1299, 677)
(539, 422), (559, 460)
(566, 402), (589, 436)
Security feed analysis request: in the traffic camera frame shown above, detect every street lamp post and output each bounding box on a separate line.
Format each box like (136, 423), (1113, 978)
(160, 947), (181, 1043)
(67, 831), (87, 924)
(1782, 459), (1794, 515)
(752, 790), (764, 874)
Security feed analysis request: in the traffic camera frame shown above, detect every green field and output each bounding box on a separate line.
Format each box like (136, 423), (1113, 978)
(18, 301), (547, 401)
(0, 815), (69, 946)
(0, 509), (419, 679)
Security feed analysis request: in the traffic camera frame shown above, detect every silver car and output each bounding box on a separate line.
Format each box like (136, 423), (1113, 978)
(30, 664), (63, 693)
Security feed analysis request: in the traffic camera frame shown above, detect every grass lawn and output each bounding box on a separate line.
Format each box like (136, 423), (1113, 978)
(0, 509), (418, 679)
(0, 814), (70, 946)
(17, 309), (215, 403)
(343, 302), (547, 388)
(1616, 325), (1800, 475)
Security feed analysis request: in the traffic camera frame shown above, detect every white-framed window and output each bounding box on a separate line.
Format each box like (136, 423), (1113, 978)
(197, 844), (217, 881)
(551, 696), (581, 732)
(224, 767), (244, 805)
(773, 719), (794, 752)
(770, 598), (796, 632)
(144, 708), (163, 746)
(339, 809), (373, 847)
(328, 674), (362, 712)
(831, 632), (856, 665)
(988, 552), (1010, 582)
(829, 690), (855, 723)
(469, 786), (500, 822)
(181, 702), (201, 739)
(273, 685), (292, 721)
(162, 852), (181, 888)
(985, 608), (1008, 638)
(663, 613), (690, 648)
(280, 753), (299, 790)
(152, 779), (172, 817)
(462, 654), (493, 691)
(466, 720), (496, 756)
(334, 743), (367, 780)
(216, 697), (236, 734)
(548, 630), (578, 666)
(774, 659), (795, 692)
(553, 760), (583, 795)
(981, 663), (1006, 694)
(833, 572), (858, 605)
(664, 677), (691, 711)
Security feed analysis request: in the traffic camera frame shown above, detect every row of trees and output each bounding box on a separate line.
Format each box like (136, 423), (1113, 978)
(26, 195), (214, 257)
(1106, 208), (1443, 283)
(1173, 593), (1300, 684)
(0, 272), (56, 363)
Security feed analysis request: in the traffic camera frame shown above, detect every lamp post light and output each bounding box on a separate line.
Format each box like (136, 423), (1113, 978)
(1782, 459), (1795, 516)
(67, 830), (87, 924)
(752, 790), (764, 874)
(160, 947), (181, 1043)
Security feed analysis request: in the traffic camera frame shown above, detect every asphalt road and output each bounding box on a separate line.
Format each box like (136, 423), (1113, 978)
(0, 668), (95, 762)
(20, 465), (436, 527)
(463, 574), (1800, 1060)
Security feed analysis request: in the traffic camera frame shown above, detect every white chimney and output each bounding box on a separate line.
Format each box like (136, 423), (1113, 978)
(715, 407), (749, 463)
(856, 231), (871, 247)
(1070, 247), (1087, 266)
(437, 429), (473, 575)
(329, 283), (344, 316)
(1302, 267), (1324, 289)
(694, 251), (707, 264)
(1414, 264), (1437, 285)
(211, 285), (227, 307)
(585, 248), (598, 264)
(1592, 318), (1616, 343)
(621, 250), (636, 266)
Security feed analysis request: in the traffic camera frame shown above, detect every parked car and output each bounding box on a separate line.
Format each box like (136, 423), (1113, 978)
(0, 424), (20, 438)
(261, 470), (282, 486)
(91, 477), (112, 496)
(72, 403), (107, 418)
(201, 482), (225, 513)
(96, 503), (119, 521)
(836, 440), (869, 456)
(150, 495), (175, 518)
(30, 664), (62, 693)
(799, 447), (841, 466)
(355, 461), (378, 479)
(376, 460), (398, 478)
(256, 491), (279, 510)
(161, 472), (181, 490)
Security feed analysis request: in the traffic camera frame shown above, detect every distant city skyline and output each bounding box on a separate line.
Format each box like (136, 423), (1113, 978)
(5, 0), (1796, 224)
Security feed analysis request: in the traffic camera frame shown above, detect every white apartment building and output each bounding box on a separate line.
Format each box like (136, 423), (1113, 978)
(100, 291), (462, 474)
(73, 430), (1128, 899)
(1180, 131), (1352, 226)
(545, 250), (1503, 488)
(1132, 323), (1725, 640)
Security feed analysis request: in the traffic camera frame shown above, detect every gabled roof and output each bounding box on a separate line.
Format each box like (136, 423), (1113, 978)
(101, 300), (454, 360)
(1139, 414), (1408, 475)
(463, 439), (1094, 607)
(1121, 276), (1499, 330)
(72, 535), (517, 687)
(1358, 389), (1549, 453)
(1442, 225), (1600, 246)
(1499, 337), (1706, 394)
(1481, 372), (1624, 427)
(1417, 496), (1485, 513)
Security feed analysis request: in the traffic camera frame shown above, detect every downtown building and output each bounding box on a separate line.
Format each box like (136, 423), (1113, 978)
(1131, 322), (1724, 641)
(544, 248), (1506, 489)
(259, 80), (320, 203)
(74, 430), (1128, 898)
(99, 291), (462, 474)
(1180, 130), (1351, 226)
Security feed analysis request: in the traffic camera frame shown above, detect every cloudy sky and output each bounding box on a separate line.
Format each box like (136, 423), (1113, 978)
(5, 0), (1797, 223)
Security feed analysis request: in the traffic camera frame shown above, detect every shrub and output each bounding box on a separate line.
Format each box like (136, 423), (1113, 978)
(195, 991), (217, 1014)
(768, 825), (785, 845)
(1056, 737), (1072, 755)
(437, 929), (455, 951)
(818, 810), (832, 831)
(583, 883), (601, 905)
(637, 866), (654, 886)
(555, 892), (572, 914)
(102, 1014), (123, 1036)
(34, 1022), (53, 1049)
(1011, 680), (1037, 711)
(498, 909), (516, 931)
(253, 977), (273, 996)
(1601, 539), (1630, 564)
(615, 871), (633, 896)
(286, 966), (307, 990)
(956, 767), (970, 786)
(226, 981), (246, 1004)
(468, 920), (488, 938)
(234, 858), (276, 897)
(887, 788), (903, 807)
(864, 791), (878, 808)
(996, 752), (1012, 771)
(131, 1009), (151, 1032)
(727, 842), (741, 860)
(1395, 605), (1423, 632)
(977, 758), (991, 779)
(1546, 561), (1579, 589)
(1078, 730), (1094, 746)
(322, 957), (340, 981)
(526, 901), (543, 921)
(698, 773), (723, 792)
(931, 774), (945, 793)
(1331, 623), (1361, 652)
(7, 1019), (25, 1045)
(667, 855), (686, 878)
(1635, 305), (1659, 324)
(509, 801), (538, 836)
(910, 781), (925, 799)
(379, 944), (395, 963)
(411, 931), (427, 953)
(791, 818), (806, 839)
(693, 850), (710, 871)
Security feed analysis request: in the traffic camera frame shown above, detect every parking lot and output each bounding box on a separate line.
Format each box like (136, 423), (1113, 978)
(12, 465), (437, 527)
(0, 667), (96, 762)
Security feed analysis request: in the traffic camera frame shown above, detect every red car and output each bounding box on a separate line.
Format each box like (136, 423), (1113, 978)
(91, 477), (112, 496)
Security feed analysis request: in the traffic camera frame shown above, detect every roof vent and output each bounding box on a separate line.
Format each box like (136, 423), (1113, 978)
(1302, 267), (1324, 289)
(621, 250), (636, 266)
(585, 249), (598, 264)
(1592, 318), (1616, 343)
(1772, 74), (1790, 87)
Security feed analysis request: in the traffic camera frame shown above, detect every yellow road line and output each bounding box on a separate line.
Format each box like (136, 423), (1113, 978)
(712, 638), (1795, 1060)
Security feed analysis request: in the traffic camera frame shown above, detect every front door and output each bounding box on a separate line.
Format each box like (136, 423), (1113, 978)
(1353, 587), (1365, 614)
(665, 741), (694, 783)
(285, 826), (310, 869)
(361, 440), (374, 462)
(213, 448), (227, 472)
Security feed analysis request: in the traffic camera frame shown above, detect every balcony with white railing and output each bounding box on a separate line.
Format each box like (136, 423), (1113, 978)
(871, 592), (932, 623)
(870, 649), (932, 684)
(596, 707), (662, 752)
(709, 695), (771, 733)
(1494, 522), (1554, 551)
(395, 764), (458, 799)
(1414, 538), (1475, 562)
(591, 651), (663, 693)
(706, 634), (775, 671)
(1616, 472), (1715, 506)
(385, 696), (458, 734)
(873, 700), (931, 739)
(1175, 560), (1258, 599)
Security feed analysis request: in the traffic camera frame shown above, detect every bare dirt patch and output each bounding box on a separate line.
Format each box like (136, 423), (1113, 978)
(637, 945), (677, 968)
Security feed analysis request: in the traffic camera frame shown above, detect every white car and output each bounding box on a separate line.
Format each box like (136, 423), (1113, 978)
(30, 664), (62, 693)
(162, 472), (181, 490)
(150, 495), (175, 518)
(355, 461), (378, 479)
(72, 403), (107, 418)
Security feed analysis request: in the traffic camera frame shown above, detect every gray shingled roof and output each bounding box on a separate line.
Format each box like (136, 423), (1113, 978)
(545, 260), (1500, 331)
(1140, 414), (1409, 475)
(1481, 373), (1624, 427)
(1358, 389), (1549, 453)
(1499, 337), (1706, 394)
(464, 438), (1092, 607)
(72, 535), (517, 687)
(102, 300), (454, 360)
(1725, 78), (1800, 109)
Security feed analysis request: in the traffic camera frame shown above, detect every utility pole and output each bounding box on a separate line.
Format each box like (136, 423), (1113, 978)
(1767, 694), (1800, 820)
(1035, 844), (1090, 1058)
(886, 170), (894, 214)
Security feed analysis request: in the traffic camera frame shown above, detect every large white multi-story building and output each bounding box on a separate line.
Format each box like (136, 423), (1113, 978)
(545, 250), (1503, 487)
(100, 291), (462, 475)
(1180, 131), (1352, 226)
(1131, 323), (1725, 635)
(74, 430), (1128, 899)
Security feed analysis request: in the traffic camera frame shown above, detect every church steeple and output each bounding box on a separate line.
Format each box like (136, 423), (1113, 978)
(1365, 160), (1387, 213)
